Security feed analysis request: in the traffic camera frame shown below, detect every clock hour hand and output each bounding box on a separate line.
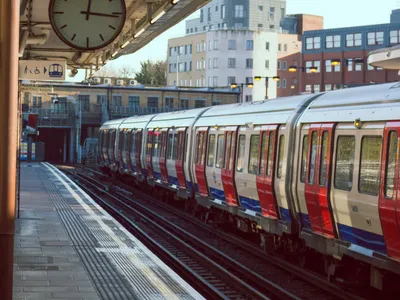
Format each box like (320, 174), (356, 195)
(80, 11), (119, 18)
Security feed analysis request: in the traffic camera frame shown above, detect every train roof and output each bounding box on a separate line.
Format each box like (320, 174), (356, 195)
(194, 94), (316, 127)
(100, 118), (127, 129)
(120, 114), (156, 130)
(147, 107), (210, 129)
(299, 82), (400, 123)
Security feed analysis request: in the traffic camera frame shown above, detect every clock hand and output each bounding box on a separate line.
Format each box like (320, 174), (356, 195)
(86, 0), (92, 20)
(80, 11), (119, 18)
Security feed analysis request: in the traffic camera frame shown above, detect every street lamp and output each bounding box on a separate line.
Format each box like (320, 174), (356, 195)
(230, 82), (254, 103)
(288, 66), (318, 73)
(253, 76), (280, 100)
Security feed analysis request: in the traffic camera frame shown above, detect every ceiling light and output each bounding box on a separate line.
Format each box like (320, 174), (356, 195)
(288, 66), (297, 72)
(134, 28), (145, 39)
(150, 10), (166, 24)
(171, 0), (179, 4)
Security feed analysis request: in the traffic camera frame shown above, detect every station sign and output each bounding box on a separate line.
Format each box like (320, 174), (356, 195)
(19, 60), (66, 81)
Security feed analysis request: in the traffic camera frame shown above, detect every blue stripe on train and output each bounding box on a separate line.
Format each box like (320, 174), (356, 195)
(279, 207), (292, 224)
(298, 212), (311, 230)
(337, 223), (387, 255)
(186, 181), (193, 191)
(168, 176), (179, 186)
(154, 171), (162, 181)
(209, 187), (225, 201)
(239, 196), (262, 213)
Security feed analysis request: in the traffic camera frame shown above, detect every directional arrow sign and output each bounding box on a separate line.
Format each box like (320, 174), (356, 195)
(19, 60), (66, 81)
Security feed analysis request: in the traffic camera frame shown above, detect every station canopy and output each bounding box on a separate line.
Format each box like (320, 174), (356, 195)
(368, 44), (400, 70)
(20, 0), (206, 74)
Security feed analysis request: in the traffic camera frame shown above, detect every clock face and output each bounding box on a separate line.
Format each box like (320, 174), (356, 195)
(49, 0), (126, 51)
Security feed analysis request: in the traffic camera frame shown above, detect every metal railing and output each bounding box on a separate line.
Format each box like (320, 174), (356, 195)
(110, 106), (185, 117)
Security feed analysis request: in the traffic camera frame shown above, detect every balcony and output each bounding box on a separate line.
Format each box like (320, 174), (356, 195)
(30, 105), (75, 128)
(110, 106), (185, 119)
(80, 104), (102, 125)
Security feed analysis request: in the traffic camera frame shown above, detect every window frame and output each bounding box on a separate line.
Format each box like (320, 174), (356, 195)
(248, 134), (260, 175)
(236, 134), (246, 172)
(207, 134), (216, 167)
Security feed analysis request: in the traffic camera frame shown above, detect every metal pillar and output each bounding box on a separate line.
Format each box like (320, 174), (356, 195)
(0, 0), (20, 299)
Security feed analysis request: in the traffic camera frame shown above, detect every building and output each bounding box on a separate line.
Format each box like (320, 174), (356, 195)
(21, 83), (239, 163)
(391, 9), (400, 24)
(185, 0), (287, 34)
(299, 22), (400, 94)
(90, 77), (139, 86)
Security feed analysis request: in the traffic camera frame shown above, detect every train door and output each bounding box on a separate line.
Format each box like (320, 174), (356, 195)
(256, 125), (279, 219)
(98, 131), (104, 164)
(122, 130), (132, 173)
(379, 121), (400, 259)
(166, 130), (178, 186)
(221, 128), (239, 206)
(304, 123), (336, 238)
(108, 130), (116, 165)
(146, 130), (154, 178)
(176, 129), (187, 188)
(159, 130), (169, 183)
(103, 131), (109, 164)
(128, 130), (136, 173)
(117, 130), (124, 171)
(205, 128), (224, 200)
(194, 129), (208, 196)
(152, 130), (162, 180)
(135, 130), (143, 175)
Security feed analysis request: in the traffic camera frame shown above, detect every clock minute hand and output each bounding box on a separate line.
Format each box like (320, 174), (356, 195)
(80, 11), (119, 18)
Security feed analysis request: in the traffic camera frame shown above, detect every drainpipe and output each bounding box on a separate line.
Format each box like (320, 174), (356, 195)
(19, 29), (51, 57)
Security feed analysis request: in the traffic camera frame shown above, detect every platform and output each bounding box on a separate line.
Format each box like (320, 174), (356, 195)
(13, 162), (204, 300)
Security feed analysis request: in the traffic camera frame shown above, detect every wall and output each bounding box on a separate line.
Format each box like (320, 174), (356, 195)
(248, 0), (285, 32)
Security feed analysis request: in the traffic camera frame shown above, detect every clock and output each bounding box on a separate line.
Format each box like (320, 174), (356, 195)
(49, 0), (126, 51)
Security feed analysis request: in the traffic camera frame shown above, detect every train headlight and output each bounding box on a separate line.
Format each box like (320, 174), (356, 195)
(354, 118), (362, 129)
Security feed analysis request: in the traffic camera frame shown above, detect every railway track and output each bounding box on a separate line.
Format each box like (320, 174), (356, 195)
(65, 170), (301, 300)
(64, 167), (367, 300)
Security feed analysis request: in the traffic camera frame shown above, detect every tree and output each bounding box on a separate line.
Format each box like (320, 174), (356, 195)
(119, 67), (135, 78)
(135, 60), (167, 85)
(95, 66), (116, 77)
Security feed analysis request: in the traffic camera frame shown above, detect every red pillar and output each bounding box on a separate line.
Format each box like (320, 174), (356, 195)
(0, 0), (20, 299)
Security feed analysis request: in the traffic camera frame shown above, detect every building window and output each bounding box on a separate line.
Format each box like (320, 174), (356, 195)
(269, 7), (275, 20)
(325, 60), (340, 72)
(164, 97), (174, 109)
(355, 58), (363, 71)
(200, 9), (204, 22)
(214, 40), (219, 50)
(265, 60), (270, 69)
(228, 39), (236, 50)
(282, 79), (287, 88)
(207, 7), (211, 21)
(346, 33), (362, 47)
(258, 5), (263, 10)
(266, 42), (270, 50)
(213, 58), (219, 68)
(128, 96), (140, 109)
(283, 61), (287, 71)
(235, 5), (244, 18)
(245, 77), (253, 84)
(212, 100), (221, 106)
(78, 95), (90, 112)
(368, 31), (384, 45)
(325, 84), (332, 91)
(208, 40), (212, 51)
(97, 95), (106, 105)
(314, 85), (320, 93)
(195, 99), (206, 108)
(390, 30), (400, 44)
(284, 44), (287, 52)
(147, 97), (158, 109)
(258, 24), (263, 29)
(368, 64), (375, 71)
(277, 60), (281, 70)
(326, 35), (341, 48)
(305, 85), (312, 93)
(32, 96), (42, 108)
(222, 22), (227, 29)
(213, 76), (218, 87)
(228, 77), (236, 85)
(246, 58), (253, 69)
(180, 99), (188, 109)
(305, 60), (320, 73)
(246, 40), (254, 50)
(228, 58), (236, 68)
(221, 5), (225, 18)
(306, 37), (321, 49)
(245, 95), (252, 102)
(277, 80), (281, 88)
(112, 95), (122, 107)
(348, 60), (353, 71)
(278, 43), (281, 51)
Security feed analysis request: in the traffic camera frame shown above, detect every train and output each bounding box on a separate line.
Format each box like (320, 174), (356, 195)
(98, 82), (400, 291)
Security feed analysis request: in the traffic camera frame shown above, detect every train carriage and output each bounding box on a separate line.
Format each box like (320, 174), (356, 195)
(99, 118), (125, 172)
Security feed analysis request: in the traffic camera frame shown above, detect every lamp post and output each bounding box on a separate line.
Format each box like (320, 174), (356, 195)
(230, 82), (254, 103)
(253, 76), (280, 100)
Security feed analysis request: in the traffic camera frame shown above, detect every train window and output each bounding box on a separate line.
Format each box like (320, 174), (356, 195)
(154, 134), (160, 157)
(309, 131), (318, 184)
(277, 135), (285, 178)
(229, 133), (236, 171)
(172, 134), (178, 160)
(224, 132), (232, 169)
(267, 131), (275, 177)
(196, 134), (201, 164)
(167, 133), (173, 159)
(131, 132), (136, 156)
(216, 134), (225, 168)
(385, 131), (398, 198)
(359, 136), (382, 195)
(319, 131), (329, 186)
(200, 133), (206, 166)
(147, 133), (153, 156)
(300, 135), (309, 183)
(334, 136), (355, 191)
(236, 135), (246, 172)
(207, 134), (216, 166)
(249, 135), (260, 175)
(259, 132), (268, 176)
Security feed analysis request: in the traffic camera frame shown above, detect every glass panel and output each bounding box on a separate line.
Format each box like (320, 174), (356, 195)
(385, 131), (398, 198)
(216, 134), (225, 168)
(167, 134), (173, 160)
(248, 135), (260, 175)
(200, 133), (206, 166)
(267, 131), (275, 177)
(224, 132), (231, 169)
(334, 136), (355, 191)
(259, 132), (268, 176)
(359, 136), (382, 195)
(229, 133), (236, 171)
(172, 134), (178, 160)
(196, 134), (201, 164)
(147, 133), (153, 156)
(207, 134), (216, 167)
(300, 135), (309, 183)
(236, 135), (246, 172)
(309, 131), (318, 184)
(277, 135), (285, 178)
(319, 131), (329, 186)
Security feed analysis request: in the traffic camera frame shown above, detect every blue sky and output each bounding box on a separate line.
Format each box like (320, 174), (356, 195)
(69, 0), (399, 82)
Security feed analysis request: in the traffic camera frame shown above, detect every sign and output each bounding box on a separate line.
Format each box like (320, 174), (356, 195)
(20, 142), (28, 161)
(19, 60), (66, 81)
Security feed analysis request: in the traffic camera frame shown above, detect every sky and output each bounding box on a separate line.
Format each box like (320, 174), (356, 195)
(68, 0), (400, 82)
